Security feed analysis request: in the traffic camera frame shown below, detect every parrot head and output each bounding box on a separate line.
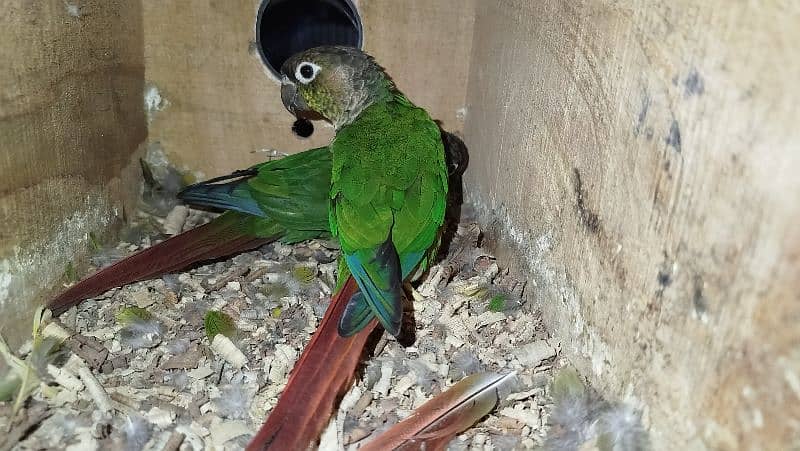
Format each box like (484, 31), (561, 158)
(280, 46), (394, 129)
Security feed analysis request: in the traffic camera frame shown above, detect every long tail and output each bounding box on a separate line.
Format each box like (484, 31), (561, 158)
(48, 213), (276, 315)
(247, 277), (378, 450)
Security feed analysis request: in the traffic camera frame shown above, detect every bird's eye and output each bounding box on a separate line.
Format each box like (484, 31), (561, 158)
(295, 62), (320, 84)
(299, 64), (314, 79)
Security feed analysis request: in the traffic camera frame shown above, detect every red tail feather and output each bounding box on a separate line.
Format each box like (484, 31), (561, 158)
(248, 277), (377, 450)
(48, 215), (273, 315)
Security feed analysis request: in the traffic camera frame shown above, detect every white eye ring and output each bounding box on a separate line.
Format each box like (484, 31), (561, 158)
(295, 62), (321, 84)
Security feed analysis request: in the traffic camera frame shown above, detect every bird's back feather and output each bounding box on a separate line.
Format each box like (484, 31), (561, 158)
(331, 94), (448, 336)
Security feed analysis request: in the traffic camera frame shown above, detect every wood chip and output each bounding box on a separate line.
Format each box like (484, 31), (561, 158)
(161, 431), (185, 451)
(187, 365), (215, 380)
(209, 419), (251, 448)
(512, 340), (558, 367)
(205, 266), (249, 292)
(77, 366), (113, 413)
(160, 346), (202, 370)
(63, 334), (109, 369)
(0, 402), (52, 451)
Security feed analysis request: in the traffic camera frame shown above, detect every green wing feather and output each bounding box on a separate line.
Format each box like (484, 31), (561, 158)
(244, 147), (333, 242)
(179, 147), (333, 243)
(331, 95), (448, 336)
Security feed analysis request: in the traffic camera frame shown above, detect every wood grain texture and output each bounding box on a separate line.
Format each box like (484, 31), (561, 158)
(0, 0), (146, 345)
(463, 1), (800, 448)
(141, 0), (475, 176)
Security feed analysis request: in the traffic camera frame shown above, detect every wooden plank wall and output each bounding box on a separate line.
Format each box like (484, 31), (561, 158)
(463, 1), (799, 448)
(141, 0), (476, 176)
(0, 0), (147, 345)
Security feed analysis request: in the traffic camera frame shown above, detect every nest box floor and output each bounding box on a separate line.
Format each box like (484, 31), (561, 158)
(1, 205), (561, 450)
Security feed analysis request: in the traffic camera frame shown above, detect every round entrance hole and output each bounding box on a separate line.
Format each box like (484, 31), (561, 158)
(256, 0), (363, 78)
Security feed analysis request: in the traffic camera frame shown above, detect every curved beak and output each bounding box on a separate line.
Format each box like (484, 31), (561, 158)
(280, 76), (308, 117)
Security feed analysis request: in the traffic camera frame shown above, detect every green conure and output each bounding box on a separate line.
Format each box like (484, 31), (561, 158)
(47, 128), (465, 316)
(280, 46), (448, 337)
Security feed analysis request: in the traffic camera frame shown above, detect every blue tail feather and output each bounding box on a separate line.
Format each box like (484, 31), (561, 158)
(338, 292), (373, 336)
(178, 173), (267, 218)
(338, 247), (427, 337)
(344, 237), (403, 337)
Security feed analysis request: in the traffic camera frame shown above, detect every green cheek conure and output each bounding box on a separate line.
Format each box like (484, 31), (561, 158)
(279, 46), (448, 337)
